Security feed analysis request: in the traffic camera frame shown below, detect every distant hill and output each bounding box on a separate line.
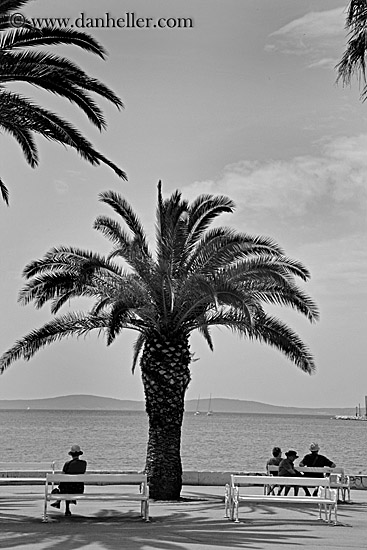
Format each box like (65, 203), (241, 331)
(0, 394), (357, 416)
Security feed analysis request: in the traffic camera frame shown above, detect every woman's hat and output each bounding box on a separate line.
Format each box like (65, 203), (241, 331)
(309, 442), (320, 452)
(285, 450), (298, 458)
(68, 444), (83, 456)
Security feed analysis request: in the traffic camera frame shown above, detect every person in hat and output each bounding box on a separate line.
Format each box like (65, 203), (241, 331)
(299, 442), (335, 495)
(51, 444), (87, 516)
(278, 450), (311, 496)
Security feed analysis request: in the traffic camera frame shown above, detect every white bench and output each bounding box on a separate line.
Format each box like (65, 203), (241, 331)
(0, 462), (56, 485)
(43, 473), (150, 522)
(225, 475), (338, 524)
(267, 465), (351, 502)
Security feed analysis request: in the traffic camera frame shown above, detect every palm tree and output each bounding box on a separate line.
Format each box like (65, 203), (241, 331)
(0, 183), (319, 500)
(336, 0), (367, 99)
(0, 0), (126, 205)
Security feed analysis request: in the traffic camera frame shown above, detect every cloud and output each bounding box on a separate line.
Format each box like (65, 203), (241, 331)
(266, 7), (346, 62)
(182, 135), (367, 300)
(307, 57), (339, 70)
(182, 134), (367, 237)
(54, 179), (69, 195)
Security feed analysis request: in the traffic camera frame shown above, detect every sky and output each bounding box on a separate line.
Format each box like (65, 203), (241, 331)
(0, 0), (366, 409)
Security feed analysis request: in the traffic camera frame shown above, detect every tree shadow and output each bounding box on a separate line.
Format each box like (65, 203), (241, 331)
(0, 497), (351, 550)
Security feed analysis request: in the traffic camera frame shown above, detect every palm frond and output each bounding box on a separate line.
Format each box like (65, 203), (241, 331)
(98, 191), (149, 251)
(0, 52), (123, 129)
(0, 0), (30, 16)
(197, 323), (214, 351)
(0, 26), (108, 58)
(132, 333), (146, 373)
(186, 194), (235, 249)
(24, 244), (123, 274)
(94, 215), (133, 248)
(0, 311), (110, 373)
(186, 229), (285, 276)
(336, 0), (367, 98)
(0, 7), (126, 202)
(0, 91), (126, 178)
(0, 97), (38, 166)
(250, 312), (316, 374)
(0, 175), (9, 205)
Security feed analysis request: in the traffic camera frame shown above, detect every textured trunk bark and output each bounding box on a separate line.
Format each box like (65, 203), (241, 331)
(140, 333), (191, 500)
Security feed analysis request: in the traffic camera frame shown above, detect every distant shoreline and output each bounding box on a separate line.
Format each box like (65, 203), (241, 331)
(0, 394), (358, 416)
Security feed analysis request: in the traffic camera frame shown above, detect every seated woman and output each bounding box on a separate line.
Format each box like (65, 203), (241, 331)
(51, 444), (87, 516)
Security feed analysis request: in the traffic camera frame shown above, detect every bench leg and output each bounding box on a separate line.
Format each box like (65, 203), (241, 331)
(42, 497), (49, 523)
(233, 487), (240, 523)
(318, 503), (325, 522)
(144, 499), (150, 522)
(224, 484), (232, 518)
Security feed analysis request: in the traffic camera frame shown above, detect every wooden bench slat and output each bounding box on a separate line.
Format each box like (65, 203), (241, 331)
(46, 474), (146, 483)
(231, 475), (331, 487)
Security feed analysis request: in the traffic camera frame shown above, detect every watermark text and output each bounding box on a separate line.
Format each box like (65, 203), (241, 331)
(9, 12), (194, 30)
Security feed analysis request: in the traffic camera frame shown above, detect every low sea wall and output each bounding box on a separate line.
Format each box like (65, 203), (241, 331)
(0, 469), (367, 490)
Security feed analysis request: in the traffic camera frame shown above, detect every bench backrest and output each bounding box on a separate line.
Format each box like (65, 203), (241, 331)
(0, 461), (55, 472)
(267, 465), (343, 475)
(0, 462), (56, 478)
(46, 473), (147, 485)
(231, 475), (330, 488)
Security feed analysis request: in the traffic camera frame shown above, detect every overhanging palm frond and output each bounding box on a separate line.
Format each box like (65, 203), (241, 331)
(0, 100), (38, 166)
(0, 0), (30, 16)
(344, 0), (367, 31)
(336, 0), (367, 99)
(0, 91), (127, 178)
(0, 50), (123, 126)
(0, 2), (126, 203)
(0, 26), (107, 58)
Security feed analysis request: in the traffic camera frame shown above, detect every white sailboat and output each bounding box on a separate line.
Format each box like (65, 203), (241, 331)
(207, 394), (213, 416)
(194, 395), (201, 415)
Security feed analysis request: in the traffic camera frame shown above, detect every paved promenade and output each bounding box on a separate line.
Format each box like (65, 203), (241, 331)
(0, 485), (366, 550)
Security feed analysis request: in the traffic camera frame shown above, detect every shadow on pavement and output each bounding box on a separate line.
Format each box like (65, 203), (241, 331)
(0, 497), (346, 550)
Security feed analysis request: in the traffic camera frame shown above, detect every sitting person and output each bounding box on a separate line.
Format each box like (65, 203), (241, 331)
(266, 446), (282, 473)
(299, 442), (335, 496)
(278, 450), (310, 496)
(266, 446), (283, 495)
(51, 444), (87, 516)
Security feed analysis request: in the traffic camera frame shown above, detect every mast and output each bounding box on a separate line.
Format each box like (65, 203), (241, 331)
(207, 393), (213, 416)
(194, 395), (201, 415)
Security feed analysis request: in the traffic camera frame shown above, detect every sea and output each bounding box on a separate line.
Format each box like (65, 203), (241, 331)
(0, 410), (365, 474)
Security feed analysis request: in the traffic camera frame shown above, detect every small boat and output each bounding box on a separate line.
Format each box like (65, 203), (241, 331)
(194, 395), (201, 415)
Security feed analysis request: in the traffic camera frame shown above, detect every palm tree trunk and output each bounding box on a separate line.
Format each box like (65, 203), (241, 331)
(141, 333), (191, 500)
